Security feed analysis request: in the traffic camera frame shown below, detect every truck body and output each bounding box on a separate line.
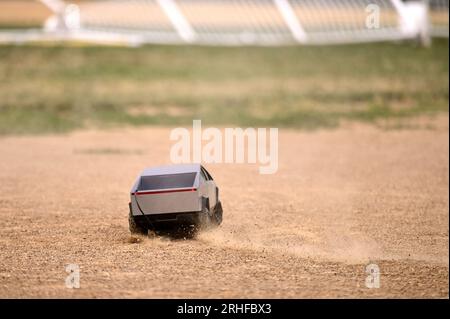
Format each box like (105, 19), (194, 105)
(129, 164), (222, 233)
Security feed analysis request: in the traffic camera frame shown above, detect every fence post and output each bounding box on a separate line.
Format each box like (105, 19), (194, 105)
(273, 0), (307, 43)
(156, 0), (197, 43)
(392, 0), (431, 46)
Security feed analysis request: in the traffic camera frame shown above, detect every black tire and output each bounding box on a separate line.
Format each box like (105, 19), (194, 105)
(198, 197), (213, 228)
(129, 204), (147, 235)
(213, 201), (223, 225)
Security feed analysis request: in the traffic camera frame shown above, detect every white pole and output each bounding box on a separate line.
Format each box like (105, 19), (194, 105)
(40, 0), (68, 31)
(156, 0), (197, 43)
(391, 0), (431, 46)
(392, 1), (409, 21)
(40, 0), (66, 13)
(273, 0), (307, 43)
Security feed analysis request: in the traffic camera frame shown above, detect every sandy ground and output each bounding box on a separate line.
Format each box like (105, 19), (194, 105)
(0, 116), (448, 298)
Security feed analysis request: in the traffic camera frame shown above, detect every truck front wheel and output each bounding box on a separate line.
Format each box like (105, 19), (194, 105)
(213, 201), (223, 225)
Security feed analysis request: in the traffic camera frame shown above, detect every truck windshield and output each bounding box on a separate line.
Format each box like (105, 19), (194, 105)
(138, 172), (197, 191)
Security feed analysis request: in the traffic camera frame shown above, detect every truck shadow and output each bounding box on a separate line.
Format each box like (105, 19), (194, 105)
(126, 227), (197, 244)
(152, 225), (198, 240)
(127, 222), (218, 243)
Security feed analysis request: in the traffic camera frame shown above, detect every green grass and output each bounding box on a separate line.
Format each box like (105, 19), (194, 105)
(0, 39), (448, 134)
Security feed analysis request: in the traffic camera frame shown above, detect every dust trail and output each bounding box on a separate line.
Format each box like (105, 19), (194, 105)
(196, 223), (382, 264)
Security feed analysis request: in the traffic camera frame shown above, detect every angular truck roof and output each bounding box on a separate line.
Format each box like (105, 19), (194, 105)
(139, 163), (201, 177)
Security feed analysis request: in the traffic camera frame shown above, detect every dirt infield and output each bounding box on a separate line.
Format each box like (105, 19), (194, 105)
(0, 116), (448, 298)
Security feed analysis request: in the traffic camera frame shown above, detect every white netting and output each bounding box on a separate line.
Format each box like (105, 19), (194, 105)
(0, 0), (448, 45)
(429, 0), (449, 37)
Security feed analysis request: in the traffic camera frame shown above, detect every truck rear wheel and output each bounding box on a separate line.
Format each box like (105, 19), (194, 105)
(129, 205), (147, 235)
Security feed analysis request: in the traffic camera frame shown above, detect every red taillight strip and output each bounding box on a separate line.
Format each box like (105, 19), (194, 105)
(132, 188), (197, 196)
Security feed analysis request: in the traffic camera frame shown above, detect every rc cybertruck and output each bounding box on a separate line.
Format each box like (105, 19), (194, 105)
(129, 164), (223, 234)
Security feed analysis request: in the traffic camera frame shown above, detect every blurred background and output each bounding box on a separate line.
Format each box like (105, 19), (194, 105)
(0, 0), (448, 134)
